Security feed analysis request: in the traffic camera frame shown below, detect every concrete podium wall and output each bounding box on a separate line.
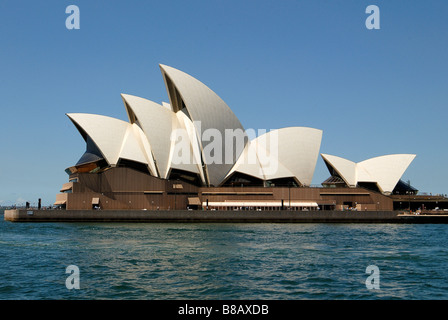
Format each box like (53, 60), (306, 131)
(4, 209), (404, 223)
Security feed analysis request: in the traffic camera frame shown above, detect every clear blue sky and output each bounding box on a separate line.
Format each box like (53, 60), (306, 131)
(1, 0), (447, 206)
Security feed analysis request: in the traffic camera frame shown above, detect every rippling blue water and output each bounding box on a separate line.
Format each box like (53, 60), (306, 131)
(1, 213), (448, 300)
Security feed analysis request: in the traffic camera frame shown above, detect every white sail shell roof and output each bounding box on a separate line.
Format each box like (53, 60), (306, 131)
(121, 94), (176, 178)
(67, 113), (157, 175)
(169, 110), (206, 183)
(160, 64), (247, 186)
(321, 153), (416, 194)
(321, 154), (357, 187)
(68, 113), (131, 165)
(225, 137), (274, 182)
(121, 93), (207, 181)
(358, 154), (417, 193)
(269, 127), (322, 186)
(120, 124), (158, 176)
(228, 127), (323, 186)
(67, 64), (342, 188)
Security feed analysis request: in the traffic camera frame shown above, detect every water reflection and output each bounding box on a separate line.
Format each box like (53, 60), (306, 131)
(1, 220), (448, 299)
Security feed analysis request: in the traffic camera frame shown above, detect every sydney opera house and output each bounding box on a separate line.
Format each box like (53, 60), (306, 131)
(54, 64), (435, 212)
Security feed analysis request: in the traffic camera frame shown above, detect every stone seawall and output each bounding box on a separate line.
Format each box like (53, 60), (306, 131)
(5, 209), (441, 223)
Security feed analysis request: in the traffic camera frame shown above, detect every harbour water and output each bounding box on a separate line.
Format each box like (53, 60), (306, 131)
(1, 212), (448, 300)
